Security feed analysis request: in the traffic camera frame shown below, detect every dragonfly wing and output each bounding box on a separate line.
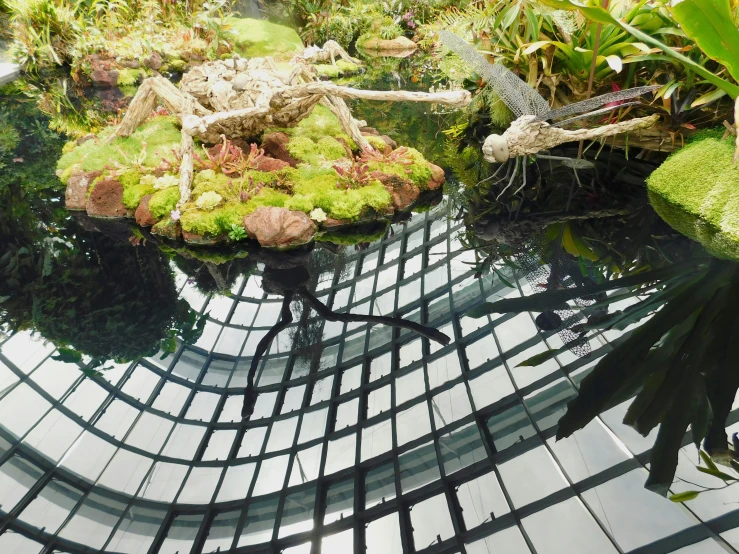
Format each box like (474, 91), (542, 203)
(543, 85), (661, 122)
(550, 102), (642, 128)
(438, 30), (549, 118)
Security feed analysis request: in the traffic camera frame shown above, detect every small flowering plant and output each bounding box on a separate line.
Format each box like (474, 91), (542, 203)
(170, 209), (181, 221)
(310, 208), (327, 223)
(195, 191), (223, 211)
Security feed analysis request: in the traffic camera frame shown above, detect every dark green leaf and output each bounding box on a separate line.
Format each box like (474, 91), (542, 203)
(51, 347), (82, 364)
(696, 466), (737, 481)
(669, 491), (701, 502)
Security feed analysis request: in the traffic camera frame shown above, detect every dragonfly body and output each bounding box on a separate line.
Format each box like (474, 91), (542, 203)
(482, 113), (660, 163)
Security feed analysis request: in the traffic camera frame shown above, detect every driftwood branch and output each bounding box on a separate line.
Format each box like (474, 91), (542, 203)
(178, 95), (194, 209)
(282, 82), (472, 108)
(321, 96), (373, 151)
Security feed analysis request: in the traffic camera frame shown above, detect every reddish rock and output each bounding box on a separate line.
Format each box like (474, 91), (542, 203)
(152, 219), (181, 240)
(120, 59), (140, 69)
(388, 181), (421, 211)
(427, 163), (446, 190)
(323, 217), (354, 228)
(86, 179), (132, 218)
(91, 69), (119, 87)
(65, 170), (101, 210)
(183, 231), (221, 245)
(145, 52), (163, 70)
(261, 132), (299, 167)
(254, 156), (291, 172)
(244, 207), (316, 248)
(379, 135), (398, 150)
(135, 195), (157, 227)
(360, 127), (380, 136)
(370, 170), (406, 186)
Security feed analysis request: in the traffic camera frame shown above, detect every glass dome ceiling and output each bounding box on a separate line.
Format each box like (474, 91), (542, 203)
(0, 210), (737, 554)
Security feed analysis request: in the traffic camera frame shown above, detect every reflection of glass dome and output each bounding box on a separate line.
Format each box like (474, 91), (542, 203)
(0, 211), (736, 554)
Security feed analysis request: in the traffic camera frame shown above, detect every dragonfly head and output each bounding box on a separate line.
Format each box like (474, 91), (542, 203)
(482, 134), (510, 163)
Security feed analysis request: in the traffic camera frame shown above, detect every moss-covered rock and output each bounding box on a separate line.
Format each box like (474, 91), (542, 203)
(231, 18), (303, 60)
(314, 60), (360, 78)
(149, 187), (181, 219)
(647, 132), (739, 261)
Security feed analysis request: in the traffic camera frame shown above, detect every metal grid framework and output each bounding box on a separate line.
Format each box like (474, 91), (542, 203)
(0, 210), (738, 554)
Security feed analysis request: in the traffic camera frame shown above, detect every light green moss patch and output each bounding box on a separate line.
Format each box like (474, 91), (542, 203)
(123, 184), (156, 210)
(284, 195), (314, 213)
(314, 60), (360, 78)
(277, 104), (356, 151)
(365, 136), (388, 151)
(57, 116), (182, 174)
(149, 187), (181, 219)
(647, 133), (739, 261)
(230, 18), (303, 60)
(117, 68), (145, 87)
(287, 136), (346, 165)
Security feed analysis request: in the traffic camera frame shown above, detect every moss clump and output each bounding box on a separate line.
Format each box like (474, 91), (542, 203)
(118, 169), (142, 188)
(314, 60), (360, 78)
(117, 68), (145, 87)
(57, 116), (182, 174)
(647, 133), (739, 261)
(168, 58), (187, 72)
(278, 104), (356, 150)
(287, 136), (346, 165)
(123, 184), (156, 210)
(284, 195), (314, 213)
(364, 136), (387, 151)
(230, 18), (303, 60)
(149, 187), (181, 219)
(318, 222), (390, 245)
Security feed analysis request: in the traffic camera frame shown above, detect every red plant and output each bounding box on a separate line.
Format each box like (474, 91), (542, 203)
(194, 136), (267, 176)
(333, 158), (373, 189)
(240, 176), (265, 202)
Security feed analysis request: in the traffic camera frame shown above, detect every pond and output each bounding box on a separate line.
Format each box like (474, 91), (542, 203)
(0, 51), (738, 554)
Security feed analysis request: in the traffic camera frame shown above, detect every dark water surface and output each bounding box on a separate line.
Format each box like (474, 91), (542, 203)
(0, 52), (737, 554)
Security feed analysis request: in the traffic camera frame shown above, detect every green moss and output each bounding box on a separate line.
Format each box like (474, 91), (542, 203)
(122, 184), (156, 210)
(281, 105), (356, 150)
(192, 170), (234, 200)
(647, 134), (739, 261)
(168, 58), (187, 72)
(57, 116), (182, 174)
(117, 68), (145, 87)
(230, 18), (303, 60)
(404, 147), (434, 189)
(149, 187), (181, 219)
(59, 164), (80, 185)
(314, 60), (359, 78)
(118, 169), (142, 189)
(366, 136), (388, 151)
(284, 194), (314, 213)
(287, 135), (347, 165)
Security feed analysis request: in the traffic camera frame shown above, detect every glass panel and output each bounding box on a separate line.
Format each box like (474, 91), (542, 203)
(399, 442), (439, 494)
(282, 385), (306, 413)
(217, 463), (256, 502)
(396, 401), (430, 446)
(426, 352), (462, 390)
(152, 381), (190, 415)
(97, 449), (152, 496)
(279, 487), (316, 538)
(335, 397), (359, 430)
(522, 497), (618, 554)
(297, 408), (328, 445)
(487, 404), (536, 453)
(457, 471), (510, 529)
(468, 366), (514, 409)
(161, 423), (206, 460)
(324, 433), (356, 475)
(410, 494), (455, 549)
(466, 526), (531, 554)
(202, 429), (237, 461)
(369, 352), (391, 382)
(439, 422), (487, 475)
(366, 512), (402, 554)
(361, 419), (393, 462)
(288, 444), (323, 487)
(19, 479), (83, 533)
(431, 383), (472, 429)
(58, 492), (127, 550)
(364, 461), (396, 509)
(252, 455), (289, 496)
(340, 365), (362, 395)
(0, 383), (51, 439)
(177, 466), (222, 504)
(201, 510), (240, 553)
(238, 497), (278, 546)
(498, 445), (567, 509)
(124, 412), (174, 454)
(238, 426), (268, 458)
(0, 455), (44, 513)
(141, 462), (188, 502)
(524, 378), (577, 431)
(185, 391), (220, 422)
(107, 505), (167, 553)
(159, 513), (203, 554)
(395, 368), (425, 406)
(324, 478), (354, 524)
(311, 375), (334, 405)
(366, 385), (391, 419)
(0, 532), (42, 554)
(265, 416), (299, 453)
(321, 529), (353, 554)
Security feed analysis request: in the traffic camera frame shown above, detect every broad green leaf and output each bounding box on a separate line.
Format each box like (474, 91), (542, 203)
(51, 347), (83, 364)
(539, 0), (739, 98)
(696, 466), (738, 482)
(669, 491), (701, 502)
(669, 0), (739, 83)
(700, 450), (719, 472)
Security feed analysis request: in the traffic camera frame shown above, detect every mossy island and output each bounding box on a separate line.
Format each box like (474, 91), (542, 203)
(647, 131), (739, 262)
(58, 104), (445, 250)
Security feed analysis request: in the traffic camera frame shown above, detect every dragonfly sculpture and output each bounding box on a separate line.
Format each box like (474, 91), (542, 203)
(439, 30), (660, 197)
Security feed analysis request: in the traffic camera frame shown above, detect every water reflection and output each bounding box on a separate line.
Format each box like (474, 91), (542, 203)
(1, 57), (739, 554)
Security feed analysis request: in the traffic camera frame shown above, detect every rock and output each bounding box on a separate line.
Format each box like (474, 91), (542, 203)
(244, 207), (316, 248)
(261, 132), (300, 167)
(86, 179), (132, 218)
(370, 170), (406, 186)
(120, 59), (140, 69)
(183, 231), (221, 245)
(145, 52), (163, 71)
(361, 36), (418, 53)
(232, 73), (250, 91)
(254, 156), (291, 172)
(65, 171), (101, 210)
(427, 163), (446, 190)
(152, 219), (181, 240)
(135, 195), (157, 227)
(91, 69), (119, 87)
(379, 135), (398, 150)
(323, 217), (354, 228)
(387, 180), (421, 211)
(360, 127), (380, 136)
(76, 134), (97, 146)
